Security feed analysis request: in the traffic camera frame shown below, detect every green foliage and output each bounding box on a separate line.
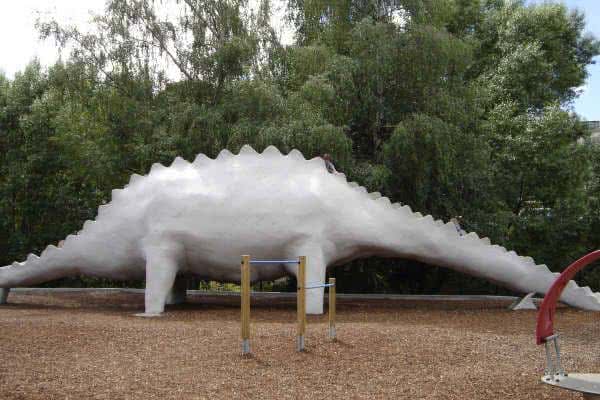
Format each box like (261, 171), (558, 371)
(473, 0), (600, 109)
(1, 0), (599, 294)
(383, 113), (491, 218)
(486, 103), (589, 209)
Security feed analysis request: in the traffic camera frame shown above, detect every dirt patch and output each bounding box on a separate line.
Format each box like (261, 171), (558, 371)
(1, 291), (599, 399)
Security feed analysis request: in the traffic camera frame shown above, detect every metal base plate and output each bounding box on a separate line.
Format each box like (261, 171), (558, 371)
(329, 326), (336, 340)
(297, 335), (305, 352)
(242, 339), (250, 355)
(509, 292), (537, 310)
(542, 373), (600, 396)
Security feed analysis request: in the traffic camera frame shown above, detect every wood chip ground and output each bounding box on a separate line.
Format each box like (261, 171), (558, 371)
(1, 291), (599, 399)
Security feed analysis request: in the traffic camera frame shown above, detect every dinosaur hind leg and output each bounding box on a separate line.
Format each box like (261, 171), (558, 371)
(165, 275), (188, 305)
(0, 288), (9, 304)
(136, 241), (183, 317)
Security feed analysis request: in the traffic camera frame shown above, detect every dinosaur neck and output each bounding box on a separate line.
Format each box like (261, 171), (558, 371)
(338, 200), (599, 312)
(347, 202), (449, 261)
(341, 200), (533, 291)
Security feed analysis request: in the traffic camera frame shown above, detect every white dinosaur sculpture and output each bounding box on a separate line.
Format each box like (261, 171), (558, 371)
(1, 145), (599, 316)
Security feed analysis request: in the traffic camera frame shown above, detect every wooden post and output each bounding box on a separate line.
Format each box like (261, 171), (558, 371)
(241, 255), (251, 355)
(329, 277), (336, 341)
(297, 256), (306, 352)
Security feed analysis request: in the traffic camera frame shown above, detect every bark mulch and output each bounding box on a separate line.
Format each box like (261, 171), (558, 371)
(1, 290), (599, 399)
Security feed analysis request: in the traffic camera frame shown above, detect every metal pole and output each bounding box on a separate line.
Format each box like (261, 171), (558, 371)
(553, 336), (565, 376)
(544, 341), (554, 377)
(329, 277), (336, 340)
(241, 255), (251, 355)
(297, 256), (306, 352)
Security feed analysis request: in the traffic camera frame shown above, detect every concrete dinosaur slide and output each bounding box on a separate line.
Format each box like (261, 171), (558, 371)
(1, 145), (599, 316)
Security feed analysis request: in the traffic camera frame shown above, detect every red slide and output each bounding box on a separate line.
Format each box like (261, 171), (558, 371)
(536, 250), (600, 345)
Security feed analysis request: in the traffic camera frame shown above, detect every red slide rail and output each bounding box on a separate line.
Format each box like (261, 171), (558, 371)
(536, 250), (600, 345)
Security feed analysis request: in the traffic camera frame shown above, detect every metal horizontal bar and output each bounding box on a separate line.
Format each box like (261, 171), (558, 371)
(249, 260), (299, 264)
(305, 283), (335, 289)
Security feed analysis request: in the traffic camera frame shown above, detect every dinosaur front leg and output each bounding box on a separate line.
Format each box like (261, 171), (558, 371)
(305, 261), (327, 315)
(289, 246), (327, 315)
(136, 242), (182, 317)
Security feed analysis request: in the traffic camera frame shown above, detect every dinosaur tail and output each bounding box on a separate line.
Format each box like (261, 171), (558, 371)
(1, 180), (146, 303)
(388, 203), (600, 310)
(0, 236), (83, 290)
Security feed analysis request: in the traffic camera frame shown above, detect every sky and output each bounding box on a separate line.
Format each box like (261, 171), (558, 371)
(0, 0), (106, 77)
(0, 0), (292, 78)
(0, 0), (598, 120)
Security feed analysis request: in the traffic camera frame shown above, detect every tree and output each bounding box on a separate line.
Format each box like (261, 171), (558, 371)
(472, 0), (599, 110)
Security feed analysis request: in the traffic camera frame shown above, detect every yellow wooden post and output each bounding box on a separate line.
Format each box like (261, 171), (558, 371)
(241, 255), (251, 355)
(297, 256), (306, 351)
(328, 278), (336, 340)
